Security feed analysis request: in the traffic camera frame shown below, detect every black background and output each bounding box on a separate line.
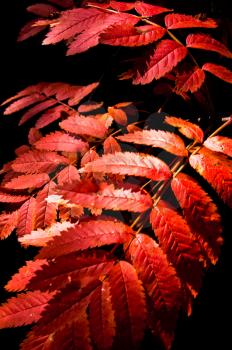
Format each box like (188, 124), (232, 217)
(0, 1), (231, 349)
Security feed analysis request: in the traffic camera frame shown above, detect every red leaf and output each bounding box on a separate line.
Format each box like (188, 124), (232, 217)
(117, 129), (188, 156)
(60, 114), (108, 138)
(186, 33), (232, 58)
(0, 192), (29, 203)
(19, 99), (57, 126)
(27, 4), (58, 17)
(0, 291), (55, 328)
(100, 24), (166, 47)
(165, 116), (204, 143)
(81, 151), (172, 180)
(20, 333), (55, 350)
(4, 94), (46, 115)
(66, 13), (139, 55)
(17, 20), (48, 42)
(43, 8), (104, 45)
(1, 83), (46, 106)
(135, 1), (172, 17)
(11, 150), (69, 174)
(5, 260), (47, 292)
(59, 181), (152, 213)
(29, 251), (115, 292)
(202, 63), (232, 84)
(35, 181), (57, 229)
(68, 82), (100, 106)
(78, 101), (103, 114)
(15, 145), (30, 156)
(128, 234), (182, 326)
(104, 136), (121, 154)
(37, 218), (134, 258)
(175, 66), (205, 94)
(19, 221), (74, 247)
(34, 131), (89, 153)
(16, 198), (37, 237)
(108, 261), (147, 347)
(150, 200), (203, 292)
(57, 165), (81, 185)
(133, 40), (188, 84)
(110, 1), (134, 12)
(28, 281), (99, 341)
(4, 173), (50, 190)
(108, 106), (128, 125)
(81, 149), (100, 167)
(28, 128), (42, 145)
(171, 173), (223, 264)
(89, 281), (115, 350)
(0, 211), (18, 239)
(165, 13), (217, 29)
(48, 315), (92, 350)
(189, 148), (232, 208)
(43, 7), (138, 54)
(35, 105), (70, 129)
(204, 136), (232, 157)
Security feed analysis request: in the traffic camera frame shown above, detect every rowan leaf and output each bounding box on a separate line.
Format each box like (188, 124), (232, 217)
(78, 101), (103, 114)
(0, 192), (29, 203)
(0, 211), (18, 239)
(204, 136), (232, 157)
(28, 128), (42, 145)
(81, 151), (172, 180)
(4, 173), (50, 190)
(34, 131), (89, 153)
(165, 116), (204, 143)
(165, 13), (217, 29)
(202, 63), (232, 84)
(5, 260), (47, 292)
(117, 129), (188, 156)
(11, 150), (69, 174)
(150, 200), (203, 292)
(57, 165), (81, 185)
(128, 234), (182, 326)
(59, 181), (152, 213)
(33, 280), (101, 336)
(108, 106), (128, 125)
(110, 1), (134, 12)
(46, 314), (92, 350)
(186, 33), (232, 58)
(133, 40), (188, 84)
(35, 181), (58, 229)
(100, 24), (166, 47)
(17, 20), (48, 42)
(37, 217), (134, 258)
(19, 221), (74, 247)
(103, 136), (121, 154)
(89, 280), (115, 350)
(43, 7), (139, 55)
(171, 173), (223, 264)
(29, 251), (115, 292)
(175, 66), (205, 94)
(60, 114), (108, 138)
(16, 197), (37, 237)
(26, 4), (58, 17)
(4, 94), (46, 115)
(19, 99), (57, 126)
(135, 1), (172, 17)
(189, 148), (232, 208)
(0, 291), (55, 328)
(35, 105), (70, 129)
(108, 261), (147, 348)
